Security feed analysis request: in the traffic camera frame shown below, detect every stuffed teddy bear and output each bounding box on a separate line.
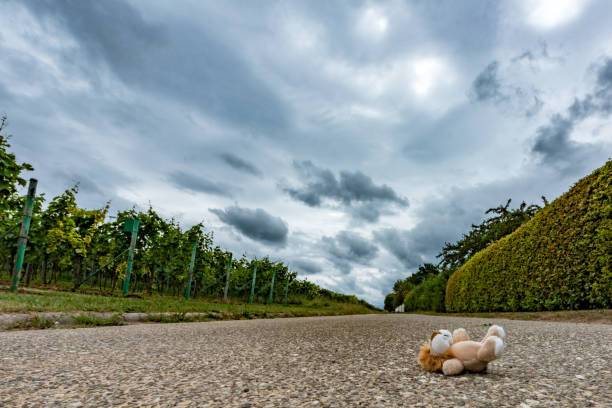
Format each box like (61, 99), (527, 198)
(418, 325), (506, 375)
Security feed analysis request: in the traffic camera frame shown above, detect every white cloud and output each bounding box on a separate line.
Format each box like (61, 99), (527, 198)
(357, 7), (389, 40)
(321, 55), (456, 105)
(523, 0), (589, 30)
(412, 57), (448, 96)
(0, 2), (91, 95)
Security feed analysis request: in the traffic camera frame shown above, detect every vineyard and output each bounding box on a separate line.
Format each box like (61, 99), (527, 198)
(0, 116), (375, 310)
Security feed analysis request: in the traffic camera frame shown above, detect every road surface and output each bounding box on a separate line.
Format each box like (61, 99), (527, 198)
(0, 314), (610, 407)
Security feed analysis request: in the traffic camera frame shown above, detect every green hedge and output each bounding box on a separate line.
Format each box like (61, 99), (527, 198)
(446, 160), (612, 312)
(404, 269), (453, 312)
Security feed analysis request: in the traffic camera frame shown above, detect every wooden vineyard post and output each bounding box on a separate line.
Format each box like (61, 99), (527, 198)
(249, 262), (257, 304)
(283, 277), (290, 306)
(223, 253), (232, 302)
(10, 178), (37, 292)
(185, 241), (197, 300)
(268, 268), (276, 304)
(122, 217), (140, 296)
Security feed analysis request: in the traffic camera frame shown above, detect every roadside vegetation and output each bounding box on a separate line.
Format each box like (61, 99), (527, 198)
(385, 197), (546, 312)
(447, 160), (611, 312)
(387, 160), (611, 315)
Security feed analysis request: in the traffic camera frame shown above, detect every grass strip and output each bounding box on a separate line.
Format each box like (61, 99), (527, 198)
(0, 285), (378, 317)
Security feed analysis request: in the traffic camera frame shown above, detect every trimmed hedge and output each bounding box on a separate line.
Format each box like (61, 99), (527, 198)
(446, 160), (612, 312)
(404, 269), (453, 312)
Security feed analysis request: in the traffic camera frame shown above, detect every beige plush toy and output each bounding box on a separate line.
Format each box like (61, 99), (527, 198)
(418, 325), (506, 375)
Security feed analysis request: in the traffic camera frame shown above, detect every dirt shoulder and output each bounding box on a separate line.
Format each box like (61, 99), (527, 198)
(408, 309), (612, 324)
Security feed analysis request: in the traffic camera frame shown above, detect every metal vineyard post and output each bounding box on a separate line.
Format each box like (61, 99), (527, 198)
(185, 241), (197, 300)
(283, 277), (289, 306)
(268, 268), (276, 304)
(223, 253), (232, 302)
(249, 262), (257, 304)
(122, 217), (140, 296)
(10, 178), (37, 292)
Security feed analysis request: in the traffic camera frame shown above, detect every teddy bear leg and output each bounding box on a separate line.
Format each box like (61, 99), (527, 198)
(452, 328), (469, 343)
(483, 325), (506, 342)
(442, 358), (464, 376)
(477, 336), (504, 362)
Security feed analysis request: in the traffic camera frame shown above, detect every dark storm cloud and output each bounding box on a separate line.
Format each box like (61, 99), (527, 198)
(374, 228), (427, 269)
(532, 57), (612, 165)
(220, 153), (262, 177)
(470, 60), (543, 117)
(209, 206), (288, 246)
(470, 61), (502, 102)
(169, 171), (233, 197)
(348, 202), (385, 223)
(338, 171), (407, 205)
(292, 259), (323, 275)
(320, 231), (378, 274)
(22, 0), (290, 136)
(282, 161), (408, 222)
(595, 58), (612, 113)
(532, 115), (577, 162)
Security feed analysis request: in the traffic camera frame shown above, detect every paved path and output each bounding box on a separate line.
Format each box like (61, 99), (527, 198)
(0, 314), (610, 407)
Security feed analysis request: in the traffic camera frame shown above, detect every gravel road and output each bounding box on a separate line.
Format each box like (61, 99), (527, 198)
(0, 314), (610, 407)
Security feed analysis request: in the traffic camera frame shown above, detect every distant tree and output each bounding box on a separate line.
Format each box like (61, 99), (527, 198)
(384, 293), (395, 311)
(437, 199), (544, 269)
(0, 115), (34, 215)
(389, 263), (440, 308)
(408, 263), (440, 285)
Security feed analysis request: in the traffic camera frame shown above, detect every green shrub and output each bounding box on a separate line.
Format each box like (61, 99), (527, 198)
(404, 269), (453, 312)
(384, 293), (395, 311)
(446, 160), (612, 312)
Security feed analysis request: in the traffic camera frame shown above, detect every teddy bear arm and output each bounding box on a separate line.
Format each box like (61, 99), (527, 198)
(442, 358), (464, 376)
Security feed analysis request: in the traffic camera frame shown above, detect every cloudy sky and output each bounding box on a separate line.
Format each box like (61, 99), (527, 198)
(2, 0), (611, 306)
